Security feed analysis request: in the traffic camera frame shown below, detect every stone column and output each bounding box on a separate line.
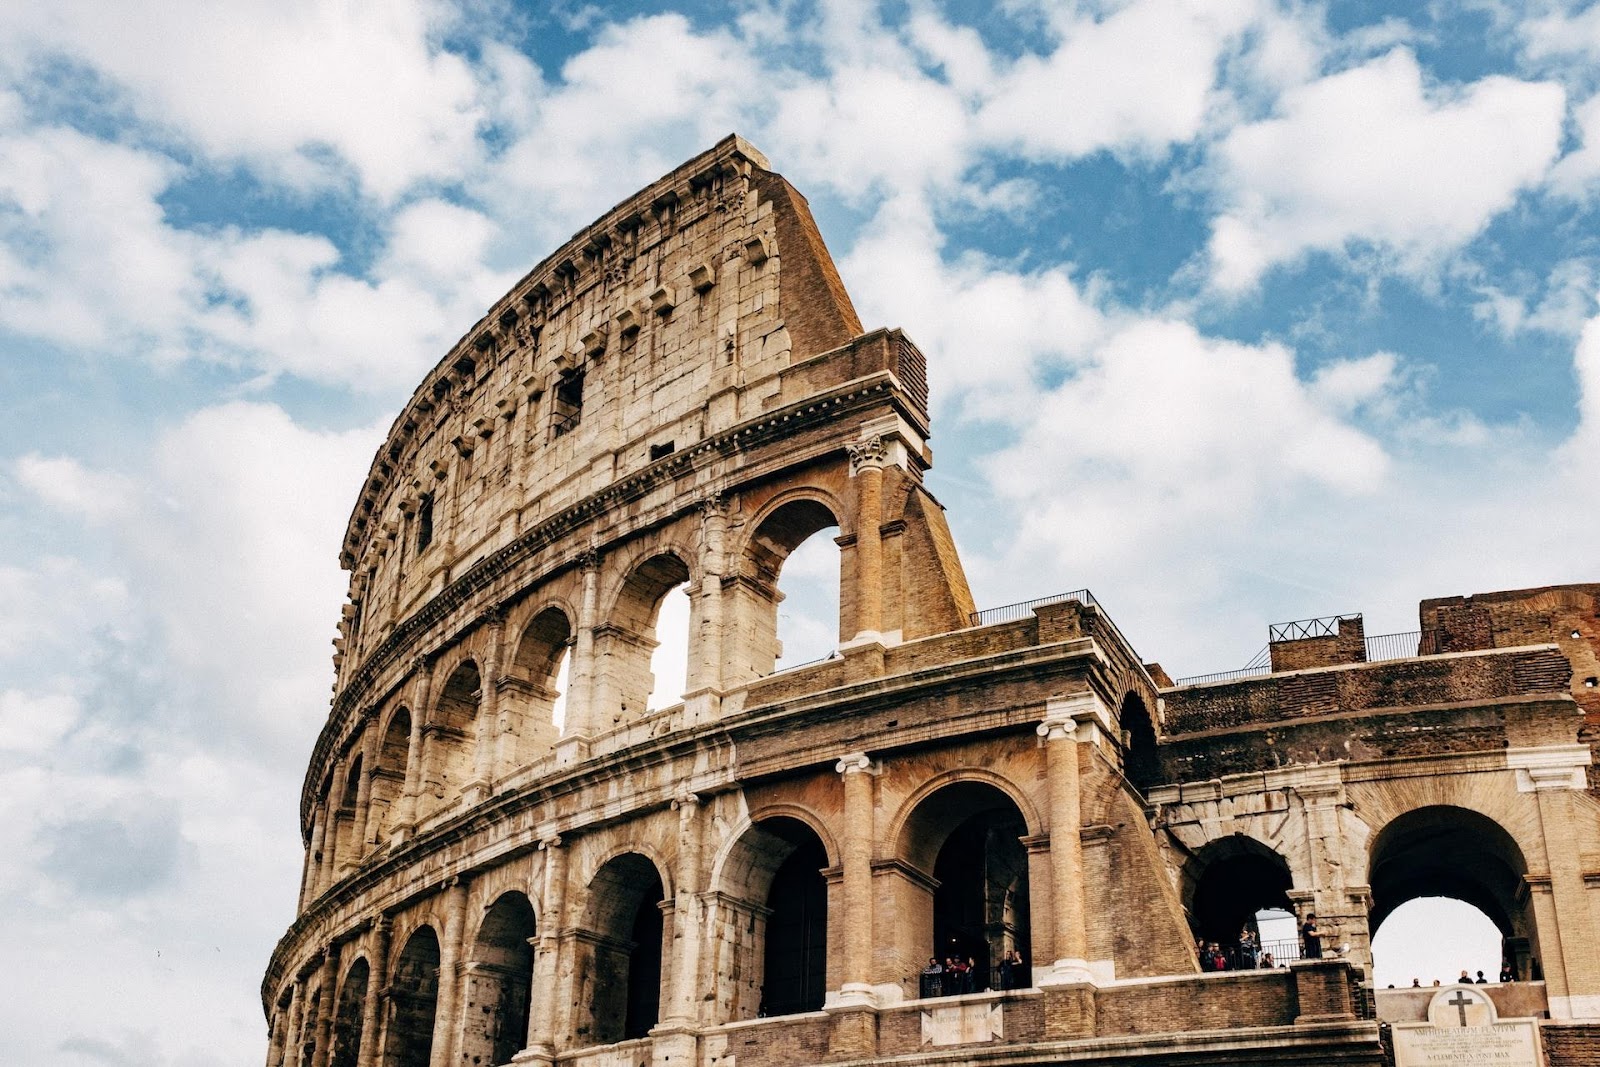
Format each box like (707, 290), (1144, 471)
(319, 755), (349, 896)
(685, 495), (728, 723)
(519, 837), (567, 1065)
(828, 752), (880, 1058)
(310, 944), (341, 1067)
(305, 809), (329, 907)
(429, 877), (470, 1067)
(298, 819), (318, 913)
(846, 437), (885, 642)
(352, 718), (380, 862)
(663, 792), (705, 1026)
(468, 609), (506, 802)
(834, 752), (879, 1004)
(558, 551), (601, 760)
(1533, 777), (1600, 1018)
(282, 978), (306, 1067)
(355, 917), (390, 1067)
(1036, 693), (1100, 987)
(393, 657), (432, 840)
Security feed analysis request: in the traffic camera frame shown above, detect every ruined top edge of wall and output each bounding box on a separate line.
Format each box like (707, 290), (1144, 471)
(337, 134), (866, 572)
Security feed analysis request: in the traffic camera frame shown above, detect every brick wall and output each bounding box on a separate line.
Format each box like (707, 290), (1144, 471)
(1543, 1023), (1600, 1067)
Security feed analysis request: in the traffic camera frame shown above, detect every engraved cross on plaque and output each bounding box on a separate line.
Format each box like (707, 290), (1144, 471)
(1447, 990), (1474, 1027)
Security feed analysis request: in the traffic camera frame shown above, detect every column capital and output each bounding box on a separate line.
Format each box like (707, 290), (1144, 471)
(671, 790), (701, 811)
(847, 434), (886, 474)
(538, 835), (563, 851)
(836, 751), (879, 775)
(576, 545), (602, 571)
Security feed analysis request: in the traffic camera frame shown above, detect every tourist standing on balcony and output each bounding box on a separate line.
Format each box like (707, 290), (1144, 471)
(1300, 913), (1323, 960)
(921, 957), (943, 999)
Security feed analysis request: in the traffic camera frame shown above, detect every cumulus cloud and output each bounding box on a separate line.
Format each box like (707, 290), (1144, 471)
(980, 0), (1257, 160)
(0, 0), (485, 200)
(1549, 92), (1600, 200)
(1205, 49), (1565, 290)
(0, 116), (513, 392)
(14, 453), (134, 520)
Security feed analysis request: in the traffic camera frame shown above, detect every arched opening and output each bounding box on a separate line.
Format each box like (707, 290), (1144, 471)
(505, 607), (572, 765)
(576, 853), (666, 1046)
(460, 891), (537, 1067)
(735, 499), (842, 681)
(595, 554), (691, 728)
(1371, 898), (1504, 987)
(648, 584), (690, 711)
(715, 816), (831, 1021)
(1119, 694), (1161, 792)
(1369, 806), (1535, 986)
(383, 926), (440, 1067)
(899, 781), (1032, 995)
(1182, 837), (1293, 969)
(331, 755), (363, 873)
(368, 708), (410, 844)
(329, 957), (368, 1067)
(423, 661), (481, 814)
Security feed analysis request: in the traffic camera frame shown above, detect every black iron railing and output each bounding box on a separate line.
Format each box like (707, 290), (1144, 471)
(1269, 613), (1360, 642)
(969, 589), (1096, 627)
(1364, 630), (1421, 662)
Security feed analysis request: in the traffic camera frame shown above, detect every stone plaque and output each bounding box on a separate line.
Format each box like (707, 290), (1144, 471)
(1392, 985), (1543, 1067)
(920, 1000), (1003, 1046)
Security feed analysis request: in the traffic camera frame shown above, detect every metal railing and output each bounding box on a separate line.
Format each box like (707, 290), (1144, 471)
(1364, 630), (1421, 662)
(1175, 631), (1425, 687)
(1269, 613), (1360, 642)
(968, 589), (1096, 627)
(1174, 664), (1272, 687)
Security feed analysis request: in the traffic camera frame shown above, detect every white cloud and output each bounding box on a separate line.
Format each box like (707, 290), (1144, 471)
(14, 453), (135, 521)
(0, 0), (485, 201)
(1549, 92), (1600, 200)
(1205, 49), (1565, 290)
(979, 0), (1258, 160)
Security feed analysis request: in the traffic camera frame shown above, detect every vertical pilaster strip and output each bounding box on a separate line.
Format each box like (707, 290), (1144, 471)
(355, 917), (390, 1067)
(565, 550), (602, 739)
(309, 944), (340, 1067)
(319, 755), (349, 895)
(1536, 785), (1600, 1017)
(282, 977), (306, 1067)
(1037, 715), (1089, 984)
(429, 877), (470, 1067)
(353, 718), (379, 859)
(665, 792), (704, 1026)
(395, 657), (432, 837)
(305, 809), (328, 907)
(525, 837), (567, 1059)
(691, 494), (727, 700)
(847, 438), (885, 640)
(471, 609), (505, 792)
(834, 752), (879, 1005)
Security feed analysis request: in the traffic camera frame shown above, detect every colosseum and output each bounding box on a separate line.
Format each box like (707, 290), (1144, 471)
(264, 136), (1600, 1067)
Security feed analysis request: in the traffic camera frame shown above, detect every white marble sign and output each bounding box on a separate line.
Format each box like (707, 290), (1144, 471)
(1392, 985), (1543, 1067)
(920, 1000), (1003, 1046)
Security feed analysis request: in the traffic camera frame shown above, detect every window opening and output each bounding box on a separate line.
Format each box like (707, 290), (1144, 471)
(416, 494), (434, 552)
(552, 371), (584, 436)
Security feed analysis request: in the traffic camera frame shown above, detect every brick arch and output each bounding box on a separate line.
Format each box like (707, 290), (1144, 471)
(575, 840), (677, 908)
(734, 486), (851, 552)
(1349, 776), (1549, 876)
(888, 767), (1043, 870)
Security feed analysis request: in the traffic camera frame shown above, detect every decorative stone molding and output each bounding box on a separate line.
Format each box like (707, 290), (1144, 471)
(835, 751), (879, 775)
(1507, 744), (1591, 792)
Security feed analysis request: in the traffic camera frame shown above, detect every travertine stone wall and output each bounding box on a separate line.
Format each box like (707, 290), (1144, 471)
(265, 138), (1600, 1067)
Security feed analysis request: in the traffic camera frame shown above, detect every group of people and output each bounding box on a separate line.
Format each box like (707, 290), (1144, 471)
(918, 948), (1028, 998)
(1196, 929), (1277, 972)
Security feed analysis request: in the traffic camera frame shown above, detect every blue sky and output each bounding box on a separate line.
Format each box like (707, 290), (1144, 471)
(2, 1), (1598, 1062)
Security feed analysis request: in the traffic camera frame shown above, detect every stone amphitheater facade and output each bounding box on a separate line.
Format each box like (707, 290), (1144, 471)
(264, 136), (1600, 1067)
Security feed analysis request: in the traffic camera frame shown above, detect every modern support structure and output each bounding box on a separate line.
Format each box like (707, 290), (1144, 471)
(264, 136), (1600, 1067)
